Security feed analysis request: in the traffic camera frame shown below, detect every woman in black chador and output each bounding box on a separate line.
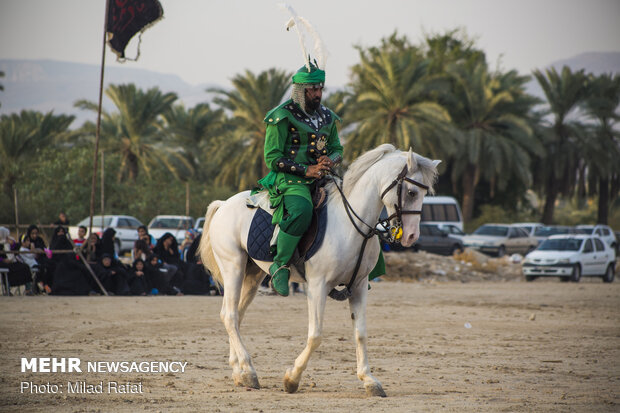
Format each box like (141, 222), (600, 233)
(153, 233), (185, 295)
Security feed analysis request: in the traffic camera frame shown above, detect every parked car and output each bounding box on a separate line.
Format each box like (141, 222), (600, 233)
(575, 225), (618, 252)
(194, 217), (205, 233)
(511, 222), (543, 238)
(438, 224), (466, 241)
(532, 225), (578, 245)
(68, 215), (143, 253)
(148, 215), (195, 244)
(413, 224), (464, 256)
(522, 235), (616, 282)
(420, 196), (464, 231)
(463, 224), (538, 257)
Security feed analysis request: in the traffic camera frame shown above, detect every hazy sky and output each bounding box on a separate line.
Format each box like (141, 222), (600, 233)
(1, 0), (619, 88)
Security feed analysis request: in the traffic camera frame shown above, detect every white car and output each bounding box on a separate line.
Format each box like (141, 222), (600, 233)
(68, 215), (143, 253)
(522, 235), (616, 282)
(148, 215), (195, 244)
(511, 222), (543, 238)
(575, 225), (618, 252)
(462, 224), (539, 257)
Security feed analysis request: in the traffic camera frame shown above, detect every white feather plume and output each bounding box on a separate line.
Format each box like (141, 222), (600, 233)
(298, 16), (327, 70)
(278, 3), (310, 71)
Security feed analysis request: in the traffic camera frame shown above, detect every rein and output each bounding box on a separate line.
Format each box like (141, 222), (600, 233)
(326, 164), (428, 301)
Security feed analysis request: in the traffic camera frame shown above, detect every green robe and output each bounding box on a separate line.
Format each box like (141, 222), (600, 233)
(258, 99), (343, 224)
(257, 99), (386, 281)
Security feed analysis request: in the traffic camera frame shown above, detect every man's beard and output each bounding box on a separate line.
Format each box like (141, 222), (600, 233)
(305, 96), (321, 113)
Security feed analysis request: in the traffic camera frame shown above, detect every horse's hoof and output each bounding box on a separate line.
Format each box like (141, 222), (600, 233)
(365, 383), (387, 397)
(283, 370), (299, 394)
(239, 371), (260, 389)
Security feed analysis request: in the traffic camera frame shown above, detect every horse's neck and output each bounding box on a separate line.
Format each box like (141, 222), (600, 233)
(336, 167), (384, 234)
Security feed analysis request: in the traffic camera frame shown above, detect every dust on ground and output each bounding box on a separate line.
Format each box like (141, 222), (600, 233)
(1, 252), (619, 412)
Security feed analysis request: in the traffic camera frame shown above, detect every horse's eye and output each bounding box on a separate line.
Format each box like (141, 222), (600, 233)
(408, 190), (417, 198)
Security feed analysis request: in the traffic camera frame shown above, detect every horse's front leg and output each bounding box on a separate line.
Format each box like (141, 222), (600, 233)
(349, 278), (386, 397)
(283, 279), (327, 393)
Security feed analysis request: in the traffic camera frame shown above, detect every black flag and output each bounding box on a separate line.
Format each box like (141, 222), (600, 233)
(106, 0), (163, 59)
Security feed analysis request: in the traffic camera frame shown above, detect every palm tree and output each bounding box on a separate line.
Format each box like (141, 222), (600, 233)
(345, 34), (454, 160)
(446, 60), (542, 222)
(75, 83), (186, 181)
(0, 110), (74, 195)
(208, 68), (291, 190)
(161, 102), (227, 180)
(532, 66), (589, 224)
(582, 73), (620, 224)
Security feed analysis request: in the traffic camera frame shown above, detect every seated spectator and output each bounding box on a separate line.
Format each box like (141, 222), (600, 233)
(132, 239), (150, 262)
(0, 227), (33, 294)
(82, 233), (102, 264)
(137, 225), (155, 250)
(94, 254), (130, 295)
(182, 233), (217, 295)
(144, 254), (167, 295)
(153, 232), (185, 295)
(18, 236), (38, 270)
(127, 258), (151, 295)
(100, 228), (117, 258)
(24, 224), (53, 293)
(180, 229), (198, 261)
(73, 226), (88, 248)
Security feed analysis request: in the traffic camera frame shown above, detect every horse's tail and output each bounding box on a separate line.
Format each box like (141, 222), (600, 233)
(199, 200), (224, 289)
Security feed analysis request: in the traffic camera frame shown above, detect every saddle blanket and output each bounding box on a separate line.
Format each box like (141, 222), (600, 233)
(246, 204), (328, 263)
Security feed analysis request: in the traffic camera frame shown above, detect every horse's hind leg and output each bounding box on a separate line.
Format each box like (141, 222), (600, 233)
(349, 281), (386, 397)
(218, 254), (260, 389)
(283, 278), (327, 393)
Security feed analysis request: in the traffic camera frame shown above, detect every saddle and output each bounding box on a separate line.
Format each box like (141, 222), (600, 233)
(246, 186), (328, 276)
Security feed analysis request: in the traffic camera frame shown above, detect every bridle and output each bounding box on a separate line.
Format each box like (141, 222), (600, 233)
(377, 164), (429, 243)
(326, 163), (429, 300)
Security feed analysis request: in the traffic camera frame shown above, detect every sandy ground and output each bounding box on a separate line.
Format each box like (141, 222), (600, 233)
(1, 279), (619, 412)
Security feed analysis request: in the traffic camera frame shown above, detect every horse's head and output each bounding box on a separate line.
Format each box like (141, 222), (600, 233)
(380, 148), (441, 247)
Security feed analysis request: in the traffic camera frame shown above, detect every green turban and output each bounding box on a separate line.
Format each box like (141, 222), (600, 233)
(292, 62), (325, 84)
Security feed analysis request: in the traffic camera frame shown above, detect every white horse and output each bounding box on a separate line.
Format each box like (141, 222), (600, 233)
(199, 144), (440, 396)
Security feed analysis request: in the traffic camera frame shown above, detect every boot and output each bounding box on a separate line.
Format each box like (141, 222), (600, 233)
(269, 231), (302, 297)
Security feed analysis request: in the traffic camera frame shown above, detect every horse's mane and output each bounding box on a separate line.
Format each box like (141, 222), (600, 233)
(341, 144), (438, 196)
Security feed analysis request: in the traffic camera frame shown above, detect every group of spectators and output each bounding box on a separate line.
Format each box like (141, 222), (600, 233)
(0, 214), (215, 297)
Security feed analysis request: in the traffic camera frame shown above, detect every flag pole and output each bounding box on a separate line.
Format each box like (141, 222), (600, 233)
(89, 0), (111, 236)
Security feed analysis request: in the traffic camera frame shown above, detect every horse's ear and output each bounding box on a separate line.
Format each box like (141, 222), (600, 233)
(407, 147), (417, 171)
(432, 159), (442, 168)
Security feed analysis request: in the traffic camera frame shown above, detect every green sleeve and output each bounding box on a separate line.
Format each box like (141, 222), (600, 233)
(327, 120), (343, 162)
(264, 121), (290, 171)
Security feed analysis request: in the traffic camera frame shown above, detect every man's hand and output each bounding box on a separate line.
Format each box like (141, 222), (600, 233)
(317, 155), (334, 168)
(305, 163), (330, 179)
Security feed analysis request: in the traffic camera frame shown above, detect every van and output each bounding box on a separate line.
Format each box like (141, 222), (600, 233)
(420, 196), (464, 231)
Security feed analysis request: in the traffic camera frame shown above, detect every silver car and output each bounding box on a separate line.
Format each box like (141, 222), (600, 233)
(463, 224), (538, 257)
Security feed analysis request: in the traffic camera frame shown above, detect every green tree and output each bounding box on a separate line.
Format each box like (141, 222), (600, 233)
(582, 73), (620, 224)
(161, 102), (227, 180)
(75, 84), (187, 181)
(532, 66), (589, 224)
(446, 60), (542, 222)
(209, 68), (291, 190)
(345, 34), (454, 160)
(0, 110), (74, 196)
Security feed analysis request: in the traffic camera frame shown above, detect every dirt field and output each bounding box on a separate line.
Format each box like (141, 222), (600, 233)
(1, 279), (619, 412)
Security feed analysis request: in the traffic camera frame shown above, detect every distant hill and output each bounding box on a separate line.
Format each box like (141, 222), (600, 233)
(0, 59), (217, 127)
(1, 53), (619, 126)
(525, 51), (620, 103)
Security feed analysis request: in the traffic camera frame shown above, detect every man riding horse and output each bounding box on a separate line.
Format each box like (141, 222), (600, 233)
(258, 62), (343, 296)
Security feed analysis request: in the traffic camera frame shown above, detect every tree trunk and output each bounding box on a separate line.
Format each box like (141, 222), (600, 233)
(461, 164), (478, 224)
(541, 173), (558, 225)
(597, 176), (609, 224)
(576, 161), (587, 209)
